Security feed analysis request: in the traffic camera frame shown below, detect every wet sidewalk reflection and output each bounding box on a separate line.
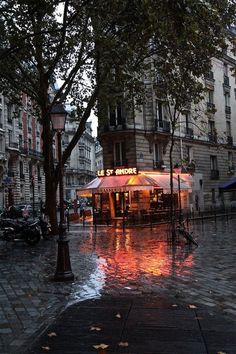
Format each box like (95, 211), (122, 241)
(73, 219), (236, 316)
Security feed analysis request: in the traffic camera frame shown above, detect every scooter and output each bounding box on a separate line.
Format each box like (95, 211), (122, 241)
(0, 218), (41, 245)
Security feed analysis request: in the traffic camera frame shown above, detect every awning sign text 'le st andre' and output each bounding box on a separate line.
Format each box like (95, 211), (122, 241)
(97, 167), (138, 177)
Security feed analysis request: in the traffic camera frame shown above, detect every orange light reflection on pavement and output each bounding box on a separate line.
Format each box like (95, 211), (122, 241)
(79, 229), (194, 285)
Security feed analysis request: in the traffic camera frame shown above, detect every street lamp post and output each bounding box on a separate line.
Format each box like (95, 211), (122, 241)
(51, 103), (74, 282)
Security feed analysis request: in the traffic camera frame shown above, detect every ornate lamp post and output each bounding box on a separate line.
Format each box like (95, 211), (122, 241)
(51, 103), (74, 282)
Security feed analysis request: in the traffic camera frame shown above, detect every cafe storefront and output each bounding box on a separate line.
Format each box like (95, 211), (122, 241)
(77, 167), (192, 223)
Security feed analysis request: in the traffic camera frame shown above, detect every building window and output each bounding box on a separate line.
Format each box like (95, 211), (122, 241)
(208, 121), (217, 143)
(0, 135), (3, 152)
(208, 90), (214, 104)
(153, 143), (163, 168)
(225, 92), (230, 106)
(226, 121), (231, 136)
(8, 130), (13, 145)
(109, 102), (123, 126)
(20, 161), (24, 178)
(0, 108), (3, 128)
(210, 155), (219, 179)
(185, 146), (193, 164)
(114, 141), (126, 166)
(7, 103), (12, 123)
(157, 102), (163, 121)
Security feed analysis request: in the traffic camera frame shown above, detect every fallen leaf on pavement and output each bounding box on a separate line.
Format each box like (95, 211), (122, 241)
(115, 313), (121, 318)
(93, 344), (109, 349)
(90, 326), (102, 331)
(172, 304), (178, 307)
(47, 332), (57, 337)
(118, 341), (129, 347)
(41, 346), (50, 351)
(189, 304), (197, 309)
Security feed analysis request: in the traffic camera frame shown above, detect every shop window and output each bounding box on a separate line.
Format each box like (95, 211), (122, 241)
(150, 189), (164, 209)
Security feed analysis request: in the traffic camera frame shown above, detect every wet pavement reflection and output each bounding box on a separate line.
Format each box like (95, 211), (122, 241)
(0, 217), (236, 353)
(71, 218), (236, 315)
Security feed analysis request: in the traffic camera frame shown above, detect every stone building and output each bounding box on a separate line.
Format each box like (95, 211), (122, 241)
(0, 93), (45, 210)
(63, 114), (96, 202)
(98, 42), (236, 212)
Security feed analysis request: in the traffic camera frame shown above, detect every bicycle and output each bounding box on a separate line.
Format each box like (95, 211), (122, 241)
(175, 219), (198, 246)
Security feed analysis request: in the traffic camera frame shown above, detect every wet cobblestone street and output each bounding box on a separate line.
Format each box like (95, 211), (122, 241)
(0, 217), (235, 353)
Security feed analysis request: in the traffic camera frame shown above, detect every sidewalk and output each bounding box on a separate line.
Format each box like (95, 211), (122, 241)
(26, 296), (236, 354)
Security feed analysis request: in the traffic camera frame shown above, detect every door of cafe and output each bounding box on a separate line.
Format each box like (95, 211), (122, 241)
(113, 192), (129, 217)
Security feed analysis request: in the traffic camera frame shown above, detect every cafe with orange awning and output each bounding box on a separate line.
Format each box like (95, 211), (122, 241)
(77, 166), (192, 223)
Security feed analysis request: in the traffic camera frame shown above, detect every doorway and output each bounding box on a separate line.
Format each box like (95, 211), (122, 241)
(113, 192), (129, 217)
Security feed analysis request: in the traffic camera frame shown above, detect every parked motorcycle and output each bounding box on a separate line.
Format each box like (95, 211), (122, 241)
(37, 217), (51, 240)
(0, 218), (41, 245)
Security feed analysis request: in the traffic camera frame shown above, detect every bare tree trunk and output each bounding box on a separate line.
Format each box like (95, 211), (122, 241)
(41, 101), (59, 234)
(169, 130), (176, 242)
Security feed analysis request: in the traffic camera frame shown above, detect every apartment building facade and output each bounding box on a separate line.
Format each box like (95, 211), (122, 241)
(98, 46), (236, 212)
(63, 115), (96, 202)
(0, 93), (45, 210)
(0, 94), (97, 211)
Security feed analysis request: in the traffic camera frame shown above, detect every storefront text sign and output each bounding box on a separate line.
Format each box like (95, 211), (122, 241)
(97, 167), (138, 177)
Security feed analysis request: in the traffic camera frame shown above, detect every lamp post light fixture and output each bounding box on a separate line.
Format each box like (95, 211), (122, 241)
(51, 103), (74, 282)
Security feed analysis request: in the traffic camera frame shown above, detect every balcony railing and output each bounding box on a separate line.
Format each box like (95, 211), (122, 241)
(154, 120), (170, 132)
(205, 71), (214, 80)
(8, 171), (15, 177)
(208, 132), (218, 143)
(19, 146), (28, 155)
(207, 102), (215, 111)
(185, 127), (194, 138)
(8, 141), (19, 149)
(28, 148), (43, 158)
(225, 106), (231, 114)
(210, 169), (219, 180)
(20, 174), (25, 180)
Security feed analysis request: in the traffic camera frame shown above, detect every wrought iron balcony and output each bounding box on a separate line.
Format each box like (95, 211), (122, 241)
(205, 71), (214, 80)
(8, 141), (19, 149)
(207, 102), (216, 111)
(208, 132), (218, 143)
(185, 127), (194, 138)
(154, 120), (170, 132)
(225, 106), (231, 114)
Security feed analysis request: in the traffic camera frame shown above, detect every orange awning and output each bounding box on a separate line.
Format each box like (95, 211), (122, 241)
(77, 172), (192, 195)
(142, 172), (192, 192)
